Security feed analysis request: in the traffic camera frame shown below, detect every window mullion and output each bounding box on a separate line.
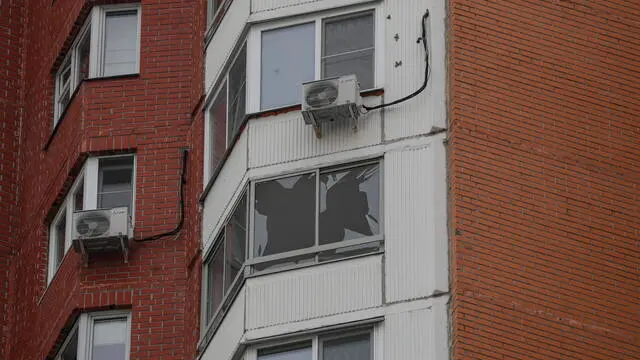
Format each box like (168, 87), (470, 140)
(248, 181), (256, 270)
(77, 314), (89, 360)
(315, 169), (320, 255)
(90, 7), (103, 77)
(315, 18), (322, 80)
(312, 336), (320, 360)
(225, 75), (230, 146)
(84, 158), (99, 210)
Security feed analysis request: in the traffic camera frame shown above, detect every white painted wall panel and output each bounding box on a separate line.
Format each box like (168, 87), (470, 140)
(248, 98), (382, 168)
(251, 0), (319, 13)
(382, 0), (447, 140)
(245, 255), (382, 330)
(384, 137), (448, 303)
(384, 296), (449, 360)
(200, 289), (246, 360)
(202, 131), (248, 251)
(205, 0), (250, 95)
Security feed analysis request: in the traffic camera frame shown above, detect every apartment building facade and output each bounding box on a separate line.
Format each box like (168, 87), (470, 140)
(0, 0), (638, 360)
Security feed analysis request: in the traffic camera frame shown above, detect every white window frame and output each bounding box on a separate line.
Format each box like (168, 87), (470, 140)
(203, 39), (247, 182)
(246, 328), (374, 360)
(207, 0), (227, 28)
(247, 159), (384, 270)
(246, 4), (385, 112)
(201, 159), (383, 337)
(47, 154), (136, 284)
(53, 310), (132, 360)
(201, 187), (249, 331)
(54, 3), (141, 126)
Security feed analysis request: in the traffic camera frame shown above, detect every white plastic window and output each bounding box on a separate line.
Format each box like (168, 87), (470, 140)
(53, 4), (141, 126)
(47, 155), (135, 284)
(250, 6), (379, 112)
(255, 332), (371, 360)
(204, 42), (247, 181)
(53, 311), (131, 360)
(103, 11), (139, 77)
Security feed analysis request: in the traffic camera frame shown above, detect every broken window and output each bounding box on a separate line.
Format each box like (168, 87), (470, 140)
(251, 161), (381, 269)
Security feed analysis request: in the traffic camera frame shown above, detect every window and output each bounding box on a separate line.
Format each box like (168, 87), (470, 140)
(203, 191), (247, 327)
(47, 155), (135, 283)
(202, 161), (382, 332)
(54, 4), (141, 125)
(97, 157), (134, 211)
(207, 0), (226, 27)
(53, 311), (131, 360)
(253, 9), (377, 111)
(252, 160), (382, 268)
(205, 42), (247, 178)
(256, 332), (371, 360)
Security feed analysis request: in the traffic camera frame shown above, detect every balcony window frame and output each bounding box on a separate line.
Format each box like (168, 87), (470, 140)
(246, 4), (384, 112)
(53, 3), (142, 126)
(203, 39), (247, 182)
(47, 154), (136, 284)
(53, 310), (132, 360)
(247, 159), (384, 271)
(201, 159), (383, 338)
(201, 187), (249, 331)
(249, 328), (374, 360)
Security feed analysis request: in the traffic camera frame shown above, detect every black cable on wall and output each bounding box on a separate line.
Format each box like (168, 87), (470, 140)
(363, 9), (430, 112)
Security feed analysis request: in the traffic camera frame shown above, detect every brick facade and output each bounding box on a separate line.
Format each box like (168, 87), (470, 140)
(1, 0), (204, 358)
(0, 0), (23, 358)
(449, 1), (640, 358)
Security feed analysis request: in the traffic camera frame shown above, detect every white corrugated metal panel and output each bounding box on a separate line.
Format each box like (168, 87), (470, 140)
(205, 0), (250, 94)
(251, 0), (320, 13)
(382, 299), (449, 360)
(202, 131), (248, 251)
(200, 289), (246, 360)
(247, 98), (382, 168)
(245, 255), (383, 330)
(383, 0), (447, 140)
(384, 137), (448, 303)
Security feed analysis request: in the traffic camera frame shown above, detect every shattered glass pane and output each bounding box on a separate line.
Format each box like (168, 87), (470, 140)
(254, 173), (316, 257)
(319, 163), (380, 245)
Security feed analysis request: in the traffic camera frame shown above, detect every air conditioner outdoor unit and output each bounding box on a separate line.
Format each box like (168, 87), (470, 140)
(72, 207), (132, 265)
(301, 74), (361, 138)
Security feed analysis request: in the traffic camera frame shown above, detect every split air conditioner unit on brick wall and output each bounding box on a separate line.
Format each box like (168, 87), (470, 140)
(301, 74), (361, 138)
(72, 207), (132, 265)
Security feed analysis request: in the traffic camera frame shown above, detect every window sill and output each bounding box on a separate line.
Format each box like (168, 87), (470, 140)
(198, 88), (384, 204)
(43, 73), (140, 151)
(196, 249), (384, 356)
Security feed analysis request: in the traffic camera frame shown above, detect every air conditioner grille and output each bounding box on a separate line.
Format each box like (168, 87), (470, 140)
(76, 212), (111, 238)
(305, 83), (339, 108)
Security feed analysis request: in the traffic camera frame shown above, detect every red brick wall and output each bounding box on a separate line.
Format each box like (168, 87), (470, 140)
(449, 1), (640, 359)
(8, 0), (204, 359)
(0, 0), (24, 358)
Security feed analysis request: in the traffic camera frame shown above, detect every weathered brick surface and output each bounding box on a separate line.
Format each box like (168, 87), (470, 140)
(4, 0), (204, 359)
(0, 0), (23, 358)
(449, 1), (640, 359)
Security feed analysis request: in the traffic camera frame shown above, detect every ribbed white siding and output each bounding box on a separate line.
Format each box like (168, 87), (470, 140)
(384, 138), (448, 303)
(245, 255), (382, 330)
(201, 289), (246, 360)
(205, 0), (250, 94)
(202, 131), (248, 250)
(382, 0), (447, 140)
(383, 299), (450, 360)
(251, 0), (319, 13)
(248, 99), (382, 168)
